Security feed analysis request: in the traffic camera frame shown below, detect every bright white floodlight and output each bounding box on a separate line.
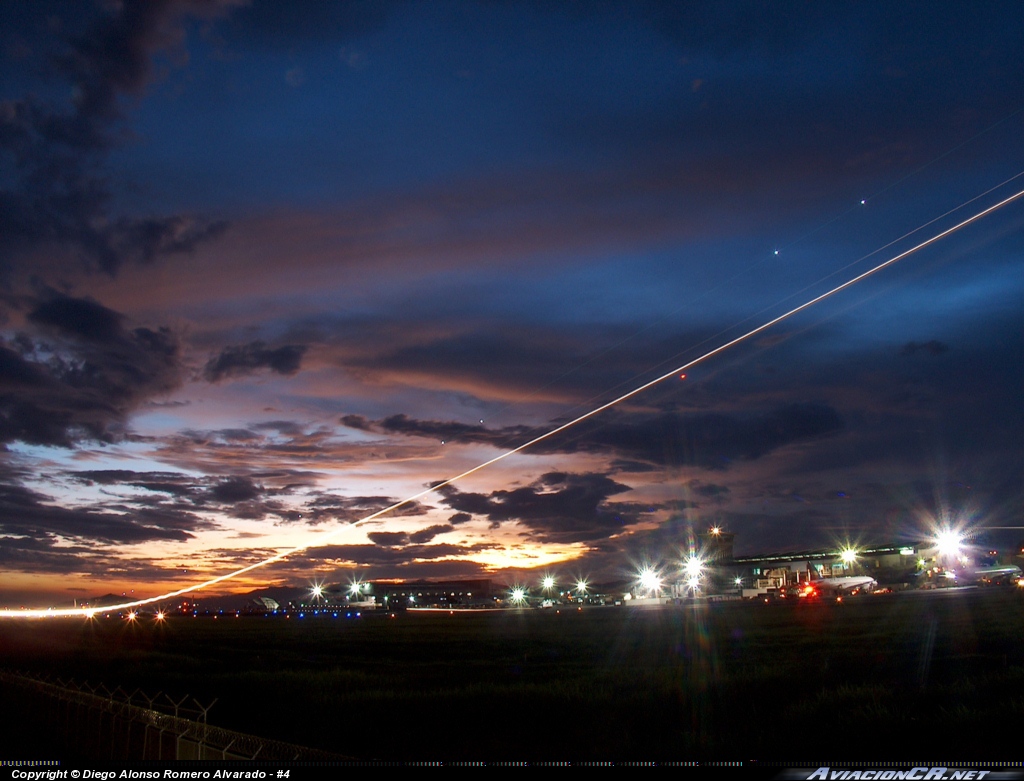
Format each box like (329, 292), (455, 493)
(349, 582), (363, 596)
(575, 579), (588, 594)
(637, 566), (662, 595)
(509, 587), (527, 605)
(683, 555), (705, 579)
(936, 529), (963, 558)
(840, 548), (857, 565)
(542, 576), (555, 590)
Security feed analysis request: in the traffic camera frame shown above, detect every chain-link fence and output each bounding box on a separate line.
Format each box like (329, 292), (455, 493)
(0, 670), (351, 761)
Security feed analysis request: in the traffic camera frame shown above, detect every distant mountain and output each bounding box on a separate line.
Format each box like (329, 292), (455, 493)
(201, 585), (314, 611)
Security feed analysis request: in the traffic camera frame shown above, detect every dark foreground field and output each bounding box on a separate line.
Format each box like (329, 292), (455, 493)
(1, 588), (1022, 761)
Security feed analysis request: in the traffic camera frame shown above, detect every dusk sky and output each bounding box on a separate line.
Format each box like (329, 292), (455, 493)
(2, 1), (1023, 605)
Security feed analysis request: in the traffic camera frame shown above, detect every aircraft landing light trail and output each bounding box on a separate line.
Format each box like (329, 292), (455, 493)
(5, 182), (1024, 619)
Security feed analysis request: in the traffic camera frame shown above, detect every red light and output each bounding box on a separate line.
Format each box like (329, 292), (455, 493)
(679, 374), (687, 380)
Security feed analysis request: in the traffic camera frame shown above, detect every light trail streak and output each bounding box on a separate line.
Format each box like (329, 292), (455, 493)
(4, 184), (1024, 618)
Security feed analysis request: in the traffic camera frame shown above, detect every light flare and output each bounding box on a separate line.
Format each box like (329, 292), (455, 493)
(637, 566), (663, 595)
(683, 555), (705, 579)
(935, 528), (964, 558)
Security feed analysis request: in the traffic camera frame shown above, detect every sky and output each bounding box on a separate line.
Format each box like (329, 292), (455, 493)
(2, 1), (1023, 606)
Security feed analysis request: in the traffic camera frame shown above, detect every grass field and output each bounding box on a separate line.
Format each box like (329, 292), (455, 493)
(2, 588), (1022, 760)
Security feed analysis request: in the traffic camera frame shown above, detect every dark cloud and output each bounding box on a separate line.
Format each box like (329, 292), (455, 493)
(28, 295), (123, 341)
(609, 459), (660, 474)
(203, 341), (307, 382)
(0, 293), (181, 446)
(145, 424), (370, 480)
(690, 481), (731, 499)
(437, 471), (638, 543)
(87, 475), (287, 523)
(252, 420), (308, 436)
(70, 469), (197, 497)
(0, 534), (104, 576)
(109, 216), (229, 265)
(339, 414), (373, 431)
(297, 542), (495, 569)
(213, 428), (261, 441)
(408, 524), (454, 544)
(342, 412), (533, 447)
(295, 494), (428, 525)
(528, 404), (846, 470)
(208, 476), (263, 504)
(360, 403), (844, 470)
(0, 480), (199, 545)
(67, 468), (315, 525)
(0, 1), (232, 276)
(367, 531), (409, 547)
(364, 524), (454, 547)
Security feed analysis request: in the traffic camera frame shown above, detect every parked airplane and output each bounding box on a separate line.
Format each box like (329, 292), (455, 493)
(790, 573), (880, 597)
(805, 575), (877, 596)
(971, 564), (1021, 585)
